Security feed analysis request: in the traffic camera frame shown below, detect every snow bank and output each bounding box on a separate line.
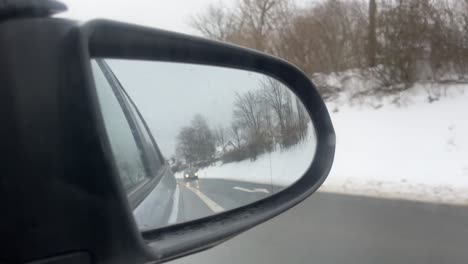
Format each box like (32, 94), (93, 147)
(321, 81), (468, 205)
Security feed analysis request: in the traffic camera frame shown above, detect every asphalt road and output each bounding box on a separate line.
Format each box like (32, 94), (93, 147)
(171, 179), (468, 264)
(176, 178), (280, 222)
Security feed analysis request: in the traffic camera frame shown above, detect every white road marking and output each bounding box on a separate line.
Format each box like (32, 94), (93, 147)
(167, 185), (180, 224)
(233, 186), (270, 194)
(184, 184), (225, 213)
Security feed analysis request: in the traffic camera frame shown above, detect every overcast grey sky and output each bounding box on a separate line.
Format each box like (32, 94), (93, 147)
(59, 0), (311, 34)
(59, 0), (232, 34)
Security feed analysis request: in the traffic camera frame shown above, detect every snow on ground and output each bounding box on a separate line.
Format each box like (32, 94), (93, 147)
(323, 83), (468, 205)
(177, 71), (468, 205)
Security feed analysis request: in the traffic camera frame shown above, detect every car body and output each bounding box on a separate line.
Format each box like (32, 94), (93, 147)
(92, 59), (180, 230)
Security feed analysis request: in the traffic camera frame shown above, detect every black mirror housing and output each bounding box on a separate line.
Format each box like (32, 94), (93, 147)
(81, 19), (335, 263)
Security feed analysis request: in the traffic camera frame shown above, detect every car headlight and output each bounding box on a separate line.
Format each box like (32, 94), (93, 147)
(185, 174), (189, 178)
(195, 172), (198, 176)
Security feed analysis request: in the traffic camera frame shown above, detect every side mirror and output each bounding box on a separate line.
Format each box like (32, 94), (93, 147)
(80, 20), (335, 262)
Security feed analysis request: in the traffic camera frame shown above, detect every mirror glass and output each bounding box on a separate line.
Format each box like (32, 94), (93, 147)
(91, 59), (317, 231)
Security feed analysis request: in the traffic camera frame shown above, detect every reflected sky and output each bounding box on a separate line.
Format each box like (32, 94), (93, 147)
(107, 59), (269, 157)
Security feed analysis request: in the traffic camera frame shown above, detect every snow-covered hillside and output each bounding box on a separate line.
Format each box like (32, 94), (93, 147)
(176, 129), (316, 188)
(179, 71), (468, 205)
(324, 82), (468, 205)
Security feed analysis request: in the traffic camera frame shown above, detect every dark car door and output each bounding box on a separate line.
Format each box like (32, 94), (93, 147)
(91, 59), (180, 231)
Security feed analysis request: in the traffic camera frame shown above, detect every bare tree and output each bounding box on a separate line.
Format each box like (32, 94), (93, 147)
(176, 126), (198, 163)
(190, 3), (240, 42)
(274, 0), (367, 78)
(192, 0), (293, 53)
(295, 96), (309, 140)
(237, 0), (292, 52)
(260, 77), (308, 148)
(375, 0), (438, 87)
(214, 126), (227, 147)
(368, 0), (377, 67)
(233, 90), (268, 159)
(260, 78), (290, 147)
(233, 91), (262, 133)
(231, 123), (242, 148)
(176, 114), (216, 164)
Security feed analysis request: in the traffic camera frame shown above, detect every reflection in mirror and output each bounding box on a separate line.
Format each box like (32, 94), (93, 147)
(91, 59), (316, 232)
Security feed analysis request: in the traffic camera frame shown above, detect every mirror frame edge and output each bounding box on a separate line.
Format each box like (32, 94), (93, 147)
(79, 19), (336, 263)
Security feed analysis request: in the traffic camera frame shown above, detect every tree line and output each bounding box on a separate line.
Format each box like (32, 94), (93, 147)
(191, 0), (468, 97)
(174, 78), (309, 168)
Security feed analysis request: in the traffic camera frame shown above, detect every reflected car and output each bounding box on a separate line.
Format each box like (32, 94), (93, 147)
(92, 59), (180, 231)
(183, 168), (199, 181)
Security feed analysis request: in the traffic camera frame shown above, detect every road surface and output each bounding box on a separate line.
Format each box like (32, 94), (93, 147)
(171, 178), (468, 264)
(176, 178), (280, 222)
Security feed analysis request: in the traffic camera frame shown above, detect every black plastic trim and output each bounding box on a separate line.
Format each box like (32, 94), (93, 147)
(0, 0), (67, 20)
(0, 17), (145, 264)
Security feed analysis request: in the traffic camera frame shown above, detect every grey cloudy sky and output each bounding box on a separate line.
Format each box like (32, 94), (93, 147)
(59, 0), (232, 34)
(59, 0), (311, 34)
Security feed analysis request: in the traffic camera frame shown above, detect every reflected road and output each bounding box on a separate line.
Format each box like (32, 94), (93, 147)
(176, 179), (281, 223)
